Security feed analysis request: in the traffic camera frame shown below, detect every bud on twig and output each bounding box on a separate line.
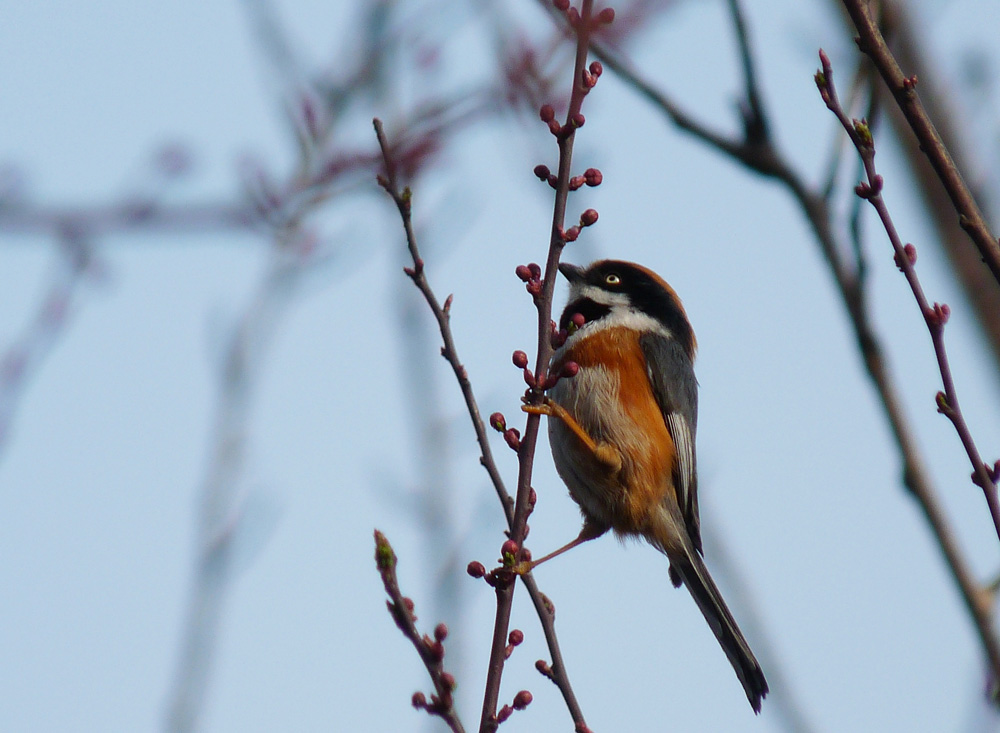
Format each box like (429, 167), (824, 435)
(894, 243), (917, 270)
(583, 168), (602, 186)
(513, 690), (533, 710)
(489, 412), (506, 432)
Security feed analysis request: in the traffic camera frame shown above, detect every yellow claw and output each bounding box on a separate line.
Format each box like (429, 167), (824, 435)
(521, 402), (554, 416)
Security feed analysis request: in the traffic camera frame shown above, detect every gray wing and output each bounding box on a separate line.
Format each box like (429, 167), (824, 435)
(639, 332), (701, 553)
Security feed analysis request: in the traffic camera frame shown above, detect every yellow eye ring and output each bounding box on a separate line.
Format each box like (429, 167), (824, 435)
(605, 273), (621, 285)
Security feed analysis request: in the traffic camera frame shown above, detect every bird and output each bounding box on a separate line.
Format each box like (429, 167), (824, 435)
(521, 259), (768, 713)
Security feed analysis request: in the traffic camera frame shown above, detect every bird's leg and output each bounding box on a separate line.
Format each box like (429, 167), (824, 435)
(522, 397), (622, 471)
(514, 520), (607, 575)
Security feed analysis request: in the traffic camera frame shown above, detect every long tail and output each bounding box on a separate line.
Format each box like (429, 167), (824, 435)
(668, 534), (769, 713)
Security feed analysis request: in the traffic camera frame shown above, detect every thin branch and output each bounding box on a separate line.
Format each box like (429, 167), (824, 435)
(840, 0), (1000, 288)
(373, 116), (588, 731)
(831, 0), (1000, 381)
(818, 48), (1000, 569)
(479, 2), (600, 730)
(0, 201), (257, 239)
(164, 234), (318, 733)
(0, 232), (93, 461)
(373, 118), (511, 526)
(374, 531), (466, 733)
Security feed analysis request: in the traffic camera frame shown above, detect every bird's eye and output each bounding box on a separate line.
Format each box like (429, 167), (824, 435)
(605, 273), (621, 285)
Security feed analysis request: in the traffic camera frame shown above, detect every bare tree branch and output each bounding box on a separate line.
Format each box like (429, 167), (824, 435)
(840, 0), (1000, 288)
(373, 112), (589, 731)
(374, 531), (466, 733)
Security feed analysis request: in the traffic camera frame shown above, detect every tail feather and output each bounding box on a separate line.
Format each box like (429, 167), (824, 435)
(670, 541), (768, 713)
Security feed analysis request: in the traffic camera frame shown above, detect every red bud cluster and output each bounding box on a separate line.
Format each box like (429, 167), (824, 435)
(516, 262), (545, 302)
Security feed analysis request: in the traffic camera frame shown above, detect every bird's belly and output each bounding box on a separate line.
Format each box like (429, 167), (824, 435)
(547, 362), (673, 533)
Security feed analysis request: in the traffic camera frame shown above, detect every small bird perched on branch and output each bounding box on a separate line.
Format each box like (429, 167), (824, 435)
(522, 259), (768, 712)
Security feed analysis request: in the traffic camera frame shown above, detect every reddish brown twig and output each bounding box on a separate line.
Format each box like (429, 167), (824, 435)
(817, 45), (1000, 575)
(817, 50), (1000, 543)
(374, 531), (465, 733)
(838, 0), (1000, 290)
(479, 3), (605, 731)
(373, 114), (588, 731)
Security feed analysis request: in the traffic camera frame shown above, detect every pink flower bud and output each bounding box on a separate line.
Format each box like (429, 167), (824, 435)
(597, 7), (615, 23)
(467, 561), (486, 578)
(513, 690), (533, 710)
(580, 208), (599, 226)
(489, 412), (506, 432)
(509, 629), (524, 646)
(501, 539), (520, 558)
(435, 623), (449, 642)
(584, 168), (602, 186)
(512, 350), (529, 368)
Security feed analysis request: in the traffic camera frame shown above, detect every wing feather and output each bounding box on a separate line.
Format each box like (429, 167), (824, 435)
(639, 332), (701, 552)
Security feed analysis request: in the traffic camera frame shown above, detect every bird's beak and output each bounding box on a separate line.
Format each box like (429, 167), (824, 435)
(558, 262), (585, 283)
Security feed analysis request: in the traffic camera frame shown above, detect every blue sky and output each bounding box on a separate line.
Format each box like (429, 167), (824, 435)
(3, 1), (1000, 731)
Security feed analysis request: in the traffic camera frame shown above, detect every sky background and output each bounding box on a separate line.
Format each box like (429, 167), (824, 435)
(3, 1), (1000, 731)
